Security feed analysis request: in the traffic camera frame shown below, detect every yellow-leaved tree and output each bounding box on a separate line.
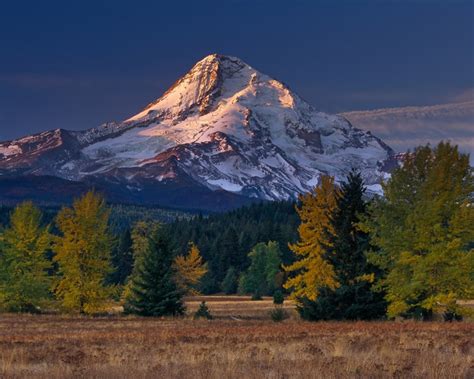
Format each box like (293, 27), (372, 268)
(284, 175), (339, 302)
(173, 243), (208, 295)
(53, 191), (113, 314)
(0, 202), (52, 312)
(361, 142), (474, 319)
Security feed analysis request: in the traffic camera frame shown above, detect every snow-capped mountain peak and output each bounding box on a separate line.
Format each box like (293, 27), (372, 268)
(0, 54), (396, 207)
(128, 54), (252, 122)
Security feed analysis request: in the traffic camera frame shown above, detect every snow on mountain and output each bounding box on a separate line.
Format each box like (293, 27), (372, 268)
(0, 54), (395, 203)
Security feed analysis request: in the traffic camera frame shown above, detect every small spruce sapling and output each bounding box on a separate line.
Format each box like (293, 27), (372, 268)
(273, 290), (284, 305)
(194, 301), (213, 320)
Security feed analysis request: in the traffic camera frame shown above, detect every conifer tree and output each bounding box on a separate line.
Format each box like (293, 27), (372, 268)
(131, 221), (161, 267)
(284, 176), (339, 301)
(125, 233), (185, 316)
(121, 221), (162, 300)
(362, 142), (474, 319)
(53, 191), (113, 314)
(108, 229), (134, 285)
(193, 301), (213, 320)
(173, 242), (208, 295)
(298, 172), (386, 320)
(221, 266), (238, 294)
(0, 202), (52, 312)
(218, 227), (240, 280)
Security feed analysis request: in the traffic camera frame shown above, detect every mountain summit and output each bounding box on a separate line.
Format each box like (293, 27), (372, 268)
(0, 54), (395, 210)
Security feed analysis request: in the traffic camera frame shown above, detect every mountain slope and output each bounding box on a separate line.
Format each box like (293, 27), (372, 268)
(0, 54), (395, 207)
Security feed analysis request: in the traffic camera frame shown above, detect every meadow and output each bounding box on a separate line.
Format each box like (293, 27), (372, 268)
(0, 296), (472, 379)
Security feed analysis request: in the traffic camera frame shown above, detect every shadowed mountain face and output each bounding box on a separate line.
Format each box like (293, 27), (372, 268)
(0, 54), (395, 210)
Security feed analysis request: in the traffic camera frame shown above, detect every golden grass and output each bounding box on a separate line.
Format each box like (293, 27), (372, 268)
(0, 296), (472, 378)
(185, 296), (297, 319)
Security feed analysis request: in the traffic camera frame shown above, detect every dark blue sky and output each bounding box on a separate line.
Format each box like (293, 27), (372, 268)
(0, 0), (472, 140)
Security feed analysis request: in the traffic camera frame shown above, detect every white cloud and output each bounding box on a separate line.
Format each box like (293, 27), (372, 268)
(341, 100), (474, 163)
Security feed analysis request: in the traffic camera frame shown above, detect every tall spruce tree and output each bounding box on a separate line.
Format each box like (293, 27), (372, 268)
(121, 221), (162, 299)
(54, 191), (113, 314)
(218, 227), (241, 280)
(131, 221), (161, 267)
(362, 142), (474, 319)
(108, 229), (134, 285)
(0, 202), (52, 312)
(298, 172), (386, 320)
(125, 232), (185, 316)
(221, 266), (238, 294)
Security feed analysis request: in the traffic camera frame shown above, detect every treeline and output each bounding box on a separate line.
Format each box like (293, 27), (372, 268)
(163, 201), (299, 293)
(0, 203), (193, 234)
(0, 142), (472, 320)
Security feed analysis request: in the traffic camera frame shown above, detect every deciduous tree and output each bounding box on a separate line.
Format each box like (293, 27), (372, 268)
(284, 176), (339, 301)
(362, 142), (474, 319)
(173, 243), (208, 295)
(53, 191), (113, 314)
(239, 241), (282, 296)
(0, 202), (52, 312)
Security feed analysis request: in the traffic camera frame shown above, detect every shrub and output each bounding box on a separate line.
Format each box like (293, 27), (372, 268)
(273, 290), (284, 305)
(270, 307), (288, 322)
(251, 290), (263, 301)
(194, 301), (213, 320)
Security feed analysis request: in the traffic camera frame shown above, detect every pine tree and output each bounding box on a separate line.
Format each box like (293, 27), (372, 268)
(173, 242), (208, 295)
(298, 172), (386, 320)
(221, 266), (238, 294)
(108, 229), (133, 285)
(284, 176), (339, 302)
(121, 221), (162, 300)
(131, 221), (161, 267)
(273, 290), (284, 305)
(218, 227), (240, 281)
(53, 191), (113, 314)
(362, 142), (474, 319)
(0, 202), (52, 312)
(125, 233), (185, 317)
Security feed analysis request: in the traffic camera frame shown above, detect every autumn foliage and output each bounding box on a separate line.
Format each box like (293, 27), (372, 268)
(284, 175), (339, 301)
(173, 243), (208, 295)
(53, 191), (113, 314)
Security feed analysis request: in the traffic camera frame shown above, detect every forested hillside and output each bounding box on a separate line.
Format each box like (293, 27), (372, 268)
(0, 199), (299, 295)
(0, 204), (193, 233)
(163, 201), (299, 293)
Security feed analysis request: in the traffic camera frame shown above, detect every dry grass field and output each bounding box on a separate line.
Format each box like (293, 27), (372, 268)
(185, 295), (297, 319)
(0, 296), (473, 379)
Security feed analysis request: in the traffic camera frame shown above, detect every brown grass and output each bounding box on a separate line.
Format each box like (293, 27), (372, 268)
(0, 296), (473, 378)
(185, 296), (297, 319)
